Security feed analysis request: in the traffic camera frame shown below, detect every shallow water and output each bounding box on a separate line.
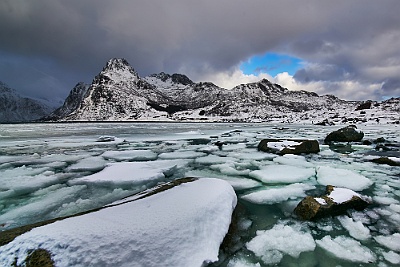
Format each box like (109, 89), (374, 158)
(0, 122), (399, 266)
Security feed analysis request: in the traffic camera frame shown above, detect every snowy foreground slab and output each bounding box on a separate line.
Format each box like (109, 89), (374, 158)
(0, 178), (237, 267)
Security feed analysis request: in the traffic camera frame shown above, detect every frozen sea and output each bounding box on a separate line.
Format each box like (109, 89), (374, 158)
(0, 122), (399, 266)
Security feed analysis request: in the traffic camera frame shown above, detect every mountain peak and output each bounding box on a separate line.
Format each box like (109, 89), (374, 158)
(99, 58), (139, 82)
(103, 58), (130, 70)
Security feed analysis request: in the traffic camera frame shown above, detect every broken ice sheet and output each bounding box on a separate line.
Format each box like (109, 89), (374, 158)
(246, 223), (316, 265)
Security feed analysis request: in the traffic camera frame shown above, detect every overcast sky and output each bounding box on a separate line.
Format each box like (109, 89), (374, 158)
(1, 0), (399, 105)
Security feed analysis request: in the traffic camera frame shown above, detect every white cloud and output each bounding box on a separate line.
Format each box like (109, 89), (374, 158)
(195, 67), (274, 89)
(274, 72), (383, 101)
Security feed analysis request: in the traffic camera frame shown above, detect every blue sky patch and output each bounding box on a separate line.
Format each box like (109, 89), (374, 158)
(240, 53), (304, 77)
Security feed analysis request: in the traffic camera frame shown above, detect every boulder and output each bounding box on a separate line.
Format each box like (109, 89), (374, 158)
(324, 125), (364, 144)
(258, 139), (320, 155)
(294, 185), (371, 220)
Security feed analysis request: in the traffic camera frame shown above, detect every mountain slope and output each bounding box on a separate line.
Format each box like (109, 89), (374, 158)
(51, 58), (399, 124)
(43, 82), (89, 120)
(0, 82), (53, 123)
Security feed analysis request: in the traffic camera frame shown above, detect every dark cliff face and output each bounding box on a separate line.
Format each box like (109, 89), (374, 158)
(44, 82), (88, 120)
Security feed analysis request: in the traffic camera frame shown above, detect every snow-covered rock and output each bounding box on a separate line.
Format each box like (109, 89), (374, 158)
(258, 139), (320, 154)
(294, 185), (371, 220)
(0, 178), (237, 267)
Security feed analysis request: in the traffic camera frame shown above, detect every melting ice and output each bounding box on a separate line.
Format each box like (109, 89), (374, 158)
(0, 122), (399, 266)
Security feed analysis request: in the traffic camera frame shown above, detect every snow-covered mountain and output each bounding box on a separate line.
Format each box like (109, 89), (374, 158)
(0, 82), (54, 123)
(43, 82), (89, 121)
(51, 58), (400, 124)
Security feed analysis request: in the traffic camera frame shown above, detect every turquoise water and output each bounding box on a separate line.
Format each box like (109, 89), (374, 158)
(0, 123), (399, 266)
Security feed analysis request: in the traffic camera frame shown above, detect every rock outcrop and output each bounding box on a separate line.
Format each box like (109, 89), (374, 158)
(294, 185), (371, 220)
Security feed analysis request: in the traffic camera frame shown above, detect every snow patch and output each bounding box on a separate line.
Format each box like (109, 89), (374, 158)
(328, 187), (365, 204)
(267, 140), (301, 151)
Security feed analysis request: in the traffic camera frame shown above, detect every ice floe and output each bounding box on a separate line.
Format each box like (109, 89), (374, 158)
(241, 183), (315, 204)
(249, 165), (315, 184)
(246, 223), (316, 265)
(316, 166), (373, 191)
(185, 169), (261, 190)
(158, 151), (206, 159)
(0, 178), (237, 267)
(382, 251), (400, 264)
(195, 154), (236, 164)
(70, 160), (187, 186)
(102, 150), (157, 161)
(210, 163), (251, 176)
(337, 215), (371, 240)
(0, 170), (71, 198)
(272, 154), (314, 168)
(0, 185), (86, 228)
(67, 156), (107, 172)
(374, 233), (400, 251)
(316, 235), (376, 263)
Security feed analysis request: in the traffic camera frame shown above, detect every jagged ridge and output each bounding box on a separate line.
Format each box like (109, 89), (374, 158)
(49, 58), (400, 124)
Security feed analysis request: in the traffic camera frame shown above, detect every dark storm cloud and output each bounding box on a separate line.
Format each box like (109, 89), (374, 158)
(0, 0), (399, 102)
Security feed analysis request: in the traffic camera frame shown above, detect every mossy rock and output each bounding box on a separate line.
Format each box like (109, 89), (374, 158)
(12, 249), (54, 267)
(294, 185), (371, 220)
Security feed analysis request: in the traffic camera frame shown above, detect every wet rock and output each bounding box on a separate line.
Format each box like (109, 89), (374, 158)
(362, 140), (373, 145)
(294, 185), (371, 221)
(324, 125), (364, 144)
(258, 139), (320, 155)
(371, 157), (400, 166)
